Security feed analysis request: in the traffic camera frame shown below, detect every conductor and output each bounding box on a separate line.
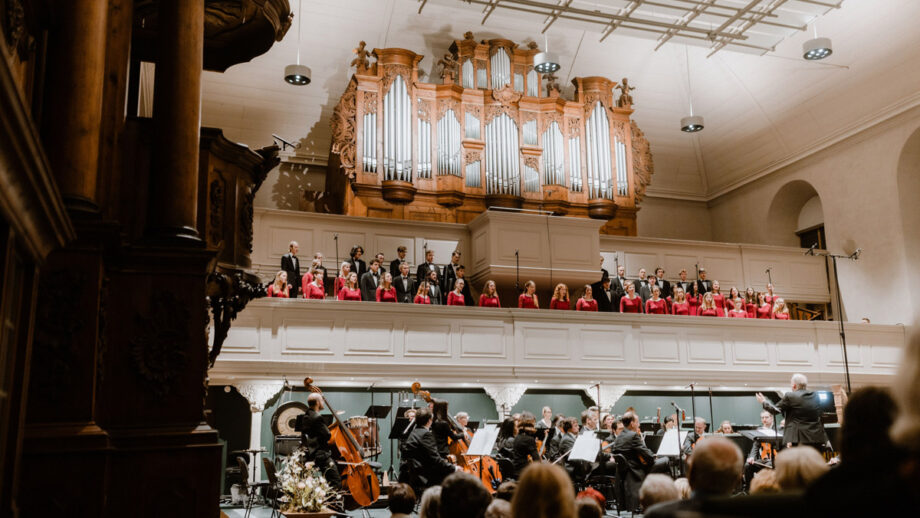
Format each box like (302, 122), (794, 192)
(755, 373), (829, 451)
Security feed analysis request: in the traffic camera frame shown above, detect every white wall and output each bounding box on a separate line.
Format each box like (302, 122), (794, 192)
(797, 195), (824, 232)
(706, 106), (920, 326)
(638, 196), (712, 241)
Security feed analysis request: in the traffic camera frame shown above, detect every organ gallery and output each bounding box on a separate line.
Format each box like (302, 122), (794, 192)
(328, 32), (654, 235)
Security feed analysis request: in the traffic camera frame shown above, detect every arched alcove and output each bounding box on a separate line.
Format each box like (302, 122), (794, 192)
(765, 180), (823, 247)
(897, 127), (920, 317)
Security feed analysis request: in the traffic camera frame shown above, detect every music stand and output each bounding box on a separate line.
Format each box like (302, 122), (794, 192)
(364, 405), (391, 419)
(569, 433), (601, 462)
(741, 429), (780, 467)
(467, 421), (480, 433)
(396, 406), (420, 418)
(389, 417), (415, 440)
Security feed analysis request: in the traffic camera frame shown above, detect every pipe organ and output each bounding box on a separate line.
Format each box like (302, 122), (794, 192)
(329, 32), (655, 235)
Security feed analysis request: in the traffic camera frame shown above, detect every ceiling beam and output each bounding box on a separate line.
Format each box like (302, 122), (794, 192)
(598, 0), (644, 42)
(654, 0), (719, 51)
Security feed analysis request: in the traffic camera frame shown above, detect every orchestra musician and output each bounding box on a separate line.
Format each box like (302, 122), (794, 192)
(300, 393), (342, 488)
(281, 241), (301, 299)
(360, 259), (382, 301)
(511, 412), (541, 477)
(479, 280), (501, 307)
(400, 408), (459, 493)
(717, 421), (734, 434)
(389, 246), (408, 279)
(348, 245), (367, 280)
(756, 373), (829, 450)
(336, 272), (361, 301)
(611, 413), (656, 511)
(619, 282), (643, 313)
(682, 417), (707, 456)
(576, 284), (598, 311)
(431, 400), (465, 459)
(267, 270), (290, 298)
(454, 412), (472, 442)
(535, 406), (553, 436)
(743, 410), (778, 490)
(655, 415), (677, 435)
(413, 281), (431, 304)
(550, 283), (570, 310)
(416, 249), (440, 285)
(518, 280), (539, 309)
(376, 272), (397, 303)
(547, 414), (566, 461)
(446, 279), (466, 306)
(393, 262), (415, 303)
(494, 418), (516, 458)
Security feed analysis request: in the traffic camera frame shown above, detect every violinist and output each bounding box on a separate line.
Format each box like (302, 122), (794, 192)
(682, 417), (707, 456)
(547, 414), (566, 461)
(400, 408), (459, 492)
(744, 410), (777, 490)
(431, 400), (465, 460)
(655, 415), (677, 436)
(511, 412), (541, 477)
(611, 413), (656, 509)
(535, 406), (553, 442)
(300, 393), (342, 488)
(494, 418), (516, 458)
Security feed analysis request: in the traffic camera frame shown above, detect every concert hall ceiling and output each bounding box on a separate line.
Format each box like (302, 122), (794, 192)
(201, 0), (920, 201)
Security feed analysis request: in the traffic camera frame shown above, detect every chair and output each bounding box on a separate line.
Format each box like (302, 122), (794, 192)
(612, 454), (633, 515)
(495, 456), (515, 481)
(236, 457), (270, 518)
(263, 457), (282, 518)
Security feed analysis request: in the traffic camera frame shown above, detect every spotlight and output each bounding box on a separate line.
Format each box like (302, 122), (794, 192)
(284, 63), (311, 85)
(680, 115), (704, 133)
(533, 51), (560, 74)
(803, 37), (833, 60)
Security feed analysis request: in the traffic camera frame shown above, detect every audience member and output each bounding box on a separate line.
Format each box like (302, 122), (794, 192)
(418, 485), (441, 518)
(485, 498), (511, 518)
(494, 480), (516, 502)
(440, 472), (492, 518)
(573, 497), (603, 518)
(748, 468), (780, 495)
(774, 446), (828, 491)
(387, 483), (416, 518)
(673, 477), (690, 499)
(511, 463), (576, 518)
(639, 474), (678, 511)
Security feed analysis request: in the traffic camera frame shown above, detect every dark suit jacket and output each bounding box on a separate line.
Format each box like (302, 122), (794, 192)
(696, 279), (713, 294)
(281, 253), (301, 295)
(427, 284), (442, 305)
(612, 429), (655, 478)
(359, 270), (380, 301)
(558, 432), (576, 459)
(401, 427), (456, 489)
(511, 431), (540, 477)
(762, 390), (829, 446)
(348, 258), (367, 280)
(416, 262), (440, 284)
(593, 284), (615, 312)
(675, 280), (693, 295)
(655, 279), (672, 299)
(459, 281), (474, 306)
(682, 430), (704, 457)
(300, 408), (334, 461)
(389, 259), (407, 278)
(634, 278), (651, 296)
(638, 284), (653, 303)
(393, 274), (415, 303)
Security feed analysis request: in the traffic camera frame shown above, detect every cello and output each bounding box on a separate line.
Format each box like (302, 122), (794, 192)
(304, 377), (380, 508)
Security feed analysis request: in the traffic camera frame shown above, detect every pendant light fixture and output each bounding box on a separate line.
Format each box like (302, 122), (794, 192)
(533, 33), (560, 74)
(680, 46), (703, 133)
(284, 0), (311, 85)
(803, 22), (832, 61)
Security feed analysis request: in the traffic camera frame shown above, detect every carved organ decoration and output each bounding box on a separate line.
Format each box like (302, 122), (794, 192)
(328, 33), (654, 235)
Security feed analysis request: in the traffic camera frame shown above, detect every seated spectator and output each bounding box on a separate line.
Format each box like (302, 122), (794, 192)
(511, 463), (575, 518)
(673, 477), (690, 499)
(749, 468), (780, 494)
(639, 474), (678, 511)
(418, 485), (441, 518)
(574, 497), (603, 518)
(485, 499), (511, 518)
(388, 483), (416, 518)
(774, 446), (828, 491)
(494, 480), (516, 502)
(644, 436), (743, 518)
(441, 472), (492, 518)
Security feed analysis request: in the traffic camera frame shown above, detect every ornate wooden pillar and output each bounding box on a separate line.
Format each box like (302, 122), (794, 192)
(40, 0), (109, 213)
(147, 0), (205, 240)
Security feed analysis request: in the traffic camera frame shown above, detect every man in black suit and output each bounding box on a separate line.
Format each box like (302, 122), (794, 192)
(360, 259), (381, 301)
(299, 393), (341, 488)
(639, 274), (657, 303)
(612, 413), (656, 512)
(390, 246), (408, 278)
(683, 417), (708, 457)
(441, 251), (462, 304)
(635, 268), (650, 295)
(393, 262), (415, 303)
(593, 278), (615, 312)
(281, 241), (301, 299)
(675, 268), (693, 296)
(374, 252), (387, 276)
(696, 268), (713, 294)
(756, 373), (829, 449)
(654, 267), (672, 299)
(399, 408), (458, 494)
(455, 265), (474, 306)
(416, 249), (440, 284)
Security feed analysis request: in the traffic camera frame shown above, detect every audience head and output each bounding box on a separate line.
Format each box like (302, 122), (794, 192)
(574, 498), (603, 518)
(495, 480), (516, 501)
(511, 463), (576, 518)
(350, 244), (363, 259)
(388, 483), (416, 515)
(839, 386), (899, 465)
(485, 499), (511, 518)
(575, 488), (605, 514)
(673, 477), (691, 499)
(289, 241), (299, 253)
(774, 446), (829, 491)
(418, 485), (441, 518)
(686, 436), (743, 496)
(749, 469), (780, 495)
(440, 472), (492, 518)
(639, 474), (678, 510)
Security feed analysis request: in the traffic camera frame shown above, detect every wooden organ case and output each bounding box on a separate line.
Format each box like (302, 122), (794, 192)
(328, 32), (654, 235)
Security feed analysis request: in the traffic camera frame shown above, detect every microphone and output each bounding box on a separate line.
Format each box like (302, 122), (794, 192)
(852, 248), (862, 261)
(271, 133), (298, 150)
(805, 243), (817, 256)
(670, 401), (683, 412)
(765, 267), (772, 273)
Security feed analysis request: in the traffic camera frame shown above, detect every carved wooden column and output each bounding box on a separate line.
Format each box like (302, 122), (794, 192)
(147, 0), (204, 239)
(40, 0), (109, 213)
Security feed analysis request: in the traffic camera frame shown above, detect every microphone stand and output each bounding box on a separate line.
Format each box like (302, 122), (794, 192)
(333, 233), (339, 269)
(708, 387), (715, 433)
(514, 249), (520, 292)
(689, 383), (697, 432)
(671, 402), (685, 477)
(765, 267), (773, 286)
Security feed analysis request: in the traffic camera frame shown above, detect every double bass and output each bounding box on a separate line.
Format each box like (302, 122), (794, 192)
(304, 377), (380, 508)
(410, 382), (502, 492)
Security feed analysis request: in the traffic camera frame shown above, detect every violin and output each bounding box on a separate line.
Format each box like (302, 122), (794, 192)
(304, 377), (380, 508)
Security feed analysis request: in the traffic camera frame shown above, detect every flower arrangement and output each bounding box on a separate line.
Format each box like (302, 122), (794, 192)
(278, 449), (337, 513)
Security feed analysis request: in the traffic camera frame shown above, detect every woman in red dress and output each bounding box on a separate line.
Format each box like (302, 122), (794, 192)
(479, 280), (501, 308)
(334, 261), (351, 298)
(772, 298), (791, 320)
(550, 283), (570, 310)
(671, 287), (690, 315)
(711, 281), (725, 315)
(576, 284), (598, 312)
(376, 272), (397, 303)
(754, 292), (773, 319)
(266, 271), (290, 298)
(697, 292), (719, 317)
(687, 282), (701, 316)
(728, 298), (748, 318)
(447, 278), (467, 306)
(727, 287), (741, 313)
(518, 280), (539, 309)
(645, 285), (667, 314)
(336, 272), (362, 301)
(413, 281), (431, 304)
(765, 283), (777, 306)
(744, 287), (757, 318)
(303, 268), (325, 299)
(619, 282), (643, 313)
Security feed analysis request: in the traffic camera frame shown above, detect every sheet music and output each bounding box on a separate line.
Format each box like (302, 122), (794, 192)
(569, 433), (601, 462)
(655, 430), (689, 456)
(467, 424), (500, 456)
